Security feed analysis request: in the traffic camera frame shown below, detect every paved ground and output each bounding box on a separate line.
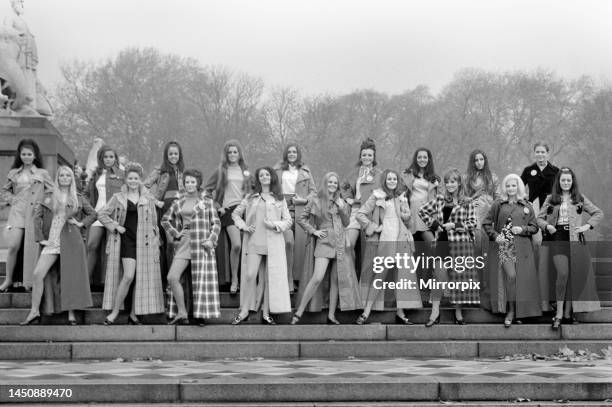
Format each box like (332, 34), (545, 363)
(1, 357), (611, 381)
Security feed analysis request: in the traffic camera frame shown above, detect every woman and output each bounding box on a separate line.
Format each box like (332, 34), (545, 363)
(482, 174), (541, 327)
(144, 141), (185, 285)
(204, 140), (252, 295)
(341, 138), (383, 277)
(99, 163), (164, 324)
(464, 149), (500, 307)
(537, 167), (603, 330)
(355, 169), (422, 325)
(418, 168), (479, 326)
(0, 139), (53, 291)
(20, 166), (95, 325)
(85, 146), (125, 288)
(291, 172), (360, 325)
(231, 167), (292, 325)
(162, 169), (222, 325)
(274, 143), (317, 292)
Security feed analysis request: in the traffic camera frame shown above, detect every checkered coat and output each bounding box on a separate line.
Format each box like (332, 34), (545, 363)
(418, 194), (479, 304)
(98, 187), (165, 315)
(162, 196), (221, 319)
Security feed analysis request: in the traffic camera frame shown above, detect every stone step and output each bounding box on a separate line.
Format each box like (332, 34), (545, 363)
(2, 307), (612, 325)
(0, 339), (611, 360)
(2, 324), (610, 342)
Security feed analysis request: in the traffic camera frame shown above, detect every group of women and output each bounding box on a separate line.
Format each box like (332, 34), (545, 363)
(0, 137), (603, 329)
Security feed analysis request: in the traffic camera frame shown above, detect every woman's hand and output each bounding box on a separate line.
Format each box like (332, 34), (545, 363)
(575, 224), (590, 234)
(202, 240), (214, 251)
(511, 226), (523, 235)
(335, 197), (346, 209)
(243, 224), (256, 234)
(115, 225), (126, 234)
(313, 230), (327, 239)
(442, 222), (454, 231)
(218, 207), (226, 216)
(495, 234), (506, 244)
(346, 198), (354, 206)
(264, 220), (278, 231)
(155, 200), (164, 209)
(376, 224), (384, 233)
(546, 225), (557, 235)
(293, 197), (307, 205)
(67, 218), (84, 228)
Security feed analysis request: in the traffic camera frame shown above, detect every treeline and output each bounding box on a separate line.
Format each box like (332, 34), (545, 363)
(51, 47), (612, 237)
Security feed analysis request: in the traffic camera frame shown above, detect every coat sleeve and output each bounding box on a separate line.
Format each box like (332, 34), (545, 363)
(492, 173), (501, 200)
(338, 199), (351, 227)
(84, 173), (95, 203)
(462, 202), (477, 231)
(206, 201), (221, 247)
(80, 196), (98, 227)
(97, 195), (120, 232)
(340, 173), (355, 200)
(536, 195), (553, 231)
(231, 198), (249, 231)
(143, 167), (160, 189)
(161, 200), (181, 240)
(519, 205), (538, 236)
(41, 170), (54, 193)
(482, 201), (499, 240)
(356, 194), (377, 234)
(418, 197), (439, 230)
(582, 196), (604, 228)
(273, 199), (292, 232)
(202, 169), (221, 209)
(0, 173), (15, 206)
(306, 174), (317, 199)
(298, 199), (317, 235)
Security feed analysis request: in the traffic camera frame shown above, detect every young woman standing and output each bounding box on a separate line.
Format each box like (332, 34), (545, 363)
(20, 166), (95, 325)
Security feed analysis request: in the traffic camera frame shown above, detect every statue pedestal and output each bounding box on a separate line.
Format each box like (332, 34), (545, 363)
(0, 117), (74, 250)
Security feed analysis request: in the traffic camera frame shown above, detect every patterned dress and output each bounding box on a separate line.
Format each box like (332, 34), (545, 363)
(498, 216), (516, 264)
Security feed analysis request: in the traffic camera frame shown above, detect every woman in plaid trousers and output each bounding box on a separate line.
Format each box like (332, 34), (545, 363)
(99, 163), (165, 325)
(162, 169), (222, 325)
(418, 168), (479, 326)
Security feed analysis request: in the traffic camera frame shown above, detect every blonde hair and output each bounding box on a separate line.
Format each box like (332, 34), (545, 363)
(500, 173), (527, 200)
(442, 168), (467, 203)
(53, 166), (78, 216)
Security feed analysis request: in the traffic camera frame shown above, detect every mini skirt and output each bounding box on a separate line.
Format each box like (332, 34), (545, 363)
(220, 205), (239, 228)
(6, 199), (27, 229)
(174, 234), (192, 260)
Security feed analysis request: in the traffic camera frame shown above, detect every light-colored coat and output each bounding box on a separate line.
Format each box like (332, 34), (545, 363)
(0, 165), (53, 288)
(400, 171), (440, 234)
(98, 186), (165, 315)
(232, 194), (292, 313)
(537, 195), (603, 313)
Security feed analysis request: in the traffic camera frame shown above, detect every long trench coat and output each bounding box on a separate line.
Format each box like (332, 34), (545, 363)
(162, 196), (222, 319)
(34, 194), (96, 313)
(537, 195), (603, 313)
(296, 196), (361, 312)
(482, 199), (541, 318)
(356, 189), (422, 310)
(232, 194), (292, 313)
(1, 165), (53, 288)
(274, 164), (317, 284)
(98, 187), (165, 315)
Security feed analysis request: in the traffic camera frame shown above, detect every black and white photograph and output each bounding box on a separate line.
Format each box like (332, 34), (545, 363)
(0, 0), (611, 405)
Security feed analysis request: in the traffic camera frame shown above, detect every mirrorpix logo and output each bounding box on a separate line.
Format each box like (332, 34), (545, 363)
(371, 253), (484, 291)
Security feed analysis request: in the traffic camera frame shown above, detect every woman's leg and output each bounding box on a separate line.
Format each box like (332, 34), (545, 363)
(552, 254), (569, 320)
(167, 258), (191, 318)
(86, 226), (105, 284)
(23, 254), (58, 321)
(106, 258), (136, 322)
(501, 261), (517, 321)
(226, 225), (241, 292)
(0, 228), (25, 290)
(294, 258), (330, 317)
(328, 263), (339, 321)
(428, 264), (446, 322)
(237, 253), (263, 319)
(362, 267), (391, 319)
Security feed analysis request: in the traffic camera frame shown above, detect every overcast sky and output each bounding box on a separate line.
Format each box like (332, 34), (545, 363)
(6, 0), (612, 95)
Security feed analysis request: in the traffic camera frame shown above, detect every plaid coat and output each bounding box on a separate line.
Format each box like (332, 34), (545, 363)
(162, 196), (221, 319)
(98, 187), (165, 315)
(418, 194), (479, 304)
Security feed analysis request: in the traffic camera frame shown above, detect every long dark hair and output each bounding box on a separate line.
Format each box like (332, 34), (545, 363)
(95, 145), (120, 175)
(549, 167), (583, 205)
(213, 139), (249, 200)
(160, 141), (185, 174)
(355, 138), (377, 167)
(380, 169), (404, 199)
(406, 148), (437, 183)
(12, 138), (43, 169)
(253, 167), (283, 201)
(465, 149), (495, 196)
(280, 143), (303, 170)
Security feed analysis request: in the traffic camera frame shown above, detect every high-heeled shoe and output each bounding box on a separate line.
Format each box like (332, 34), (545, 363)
(229, 284), (239, 296)
(551, 317), (562, 331)
(231, 312), (249, 325)
(290, 314), (301, 325)
(128, 315), (142, 325)
(167, 316), (189, 325)
(103, 317), (115, 326)
(68, 319), (78, 326)
(327, 316), (341, 325)
(453, 314), (466, 325)
(20, 314), (41, 325)
(425, 316), (440, 328)
(262, 315), (276, 325)
(396, 314), (413, 325)
(356, 313), (369, 325)
(562, 315), (578, 325)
